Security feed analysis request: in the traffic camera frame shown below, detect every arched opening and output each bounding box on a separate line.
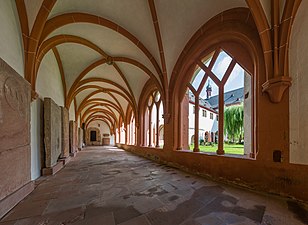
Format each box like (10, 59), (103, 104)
(86, 127), (101, 145)
(129, 115), (136, 145)
(143, 90), (164, 148)
(185, 47), (253, 157)
(169, 7), (259, 158)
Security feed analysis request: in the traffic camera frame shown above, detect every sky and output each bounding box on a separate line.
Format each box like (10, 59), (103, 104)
(191, 50), (245, 98)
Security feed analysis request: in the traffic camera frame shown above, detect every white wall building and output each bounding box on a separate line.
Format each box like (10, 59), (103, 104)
(188, 86), (246, 146)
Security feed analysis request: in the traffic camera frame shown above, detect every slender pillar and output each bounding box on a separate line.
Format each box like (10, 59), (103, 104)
(177, 100), (183, 150)
(217, 86), (225, 155)
(194, 95), (200, 152)
(125, 123), (128, 145)
(135, 123), (138, 145)
(118, 127), (121, 144)
(148, 107), (153, 147)
(155, 103), (160, 147)
(143, 110), (148, 146)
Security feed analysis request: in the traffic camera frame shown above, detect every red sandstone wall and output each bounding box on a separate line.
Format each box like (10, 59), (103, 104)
(0, 58), (31, 201)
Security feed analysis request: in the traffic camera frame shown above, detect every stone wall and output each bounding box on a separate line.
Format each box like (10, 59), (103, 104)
(118, 144), (308, 202)
(44, 98), (62, 168)
(0, 58), (32, 216)
(61, 107), (69, 158)
(289, 0), (308, 165)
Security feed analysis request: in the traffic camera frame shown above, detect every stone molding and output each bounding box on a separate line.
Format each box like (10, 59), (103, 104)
(262, 76), (292, 103)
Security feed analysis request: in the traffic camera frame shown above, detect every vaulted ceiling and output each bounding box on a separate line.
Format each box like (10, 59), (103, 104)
(17, 0), (269, 131)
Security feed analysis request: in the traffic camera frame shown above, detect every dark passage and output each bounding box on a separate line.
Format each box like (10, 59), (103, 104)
(90, 130), (96, 141)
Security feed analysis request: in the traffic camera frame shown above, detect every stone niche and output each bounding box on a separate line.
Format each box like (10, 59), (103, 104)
(86, 127), (101, 145)
(43, 98), (62, 169)
(0, 58), (33, 217)
(61, 107), (69, 158)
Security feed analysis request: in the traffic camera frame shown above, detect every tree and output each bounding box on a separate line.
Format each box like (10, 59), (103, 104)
(224, 104), (244, 143)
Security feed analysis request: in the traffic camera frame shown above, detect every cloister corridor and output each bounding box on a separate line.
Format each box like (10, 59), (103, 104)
(0, 147), (307, 225)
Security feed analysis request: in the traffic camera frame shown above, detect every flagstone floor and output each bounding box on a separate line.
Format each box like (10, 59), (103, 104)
(1, 146), (307, 225)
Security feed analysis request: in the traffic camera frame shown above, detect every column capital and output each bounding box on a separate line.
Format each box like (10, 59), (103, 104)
(262, 76), (292, 103)
(162, 113), (171, 124)
(31, 89), (38, 102)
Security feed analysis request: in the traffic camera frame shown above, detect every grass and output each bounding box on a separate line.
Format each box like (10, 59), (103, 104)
(189, 143), (244, 155)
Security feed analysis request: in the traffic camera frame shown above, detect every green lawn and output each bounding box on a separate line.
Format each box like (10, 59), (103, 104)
(189, 143), (244, 155)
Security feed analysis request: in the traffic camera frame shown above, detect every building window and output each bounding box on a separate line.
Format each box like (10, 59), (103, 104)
(202, 109), (207, 117)
(193, 106), (195, 114)
(210, 113), (213, 119)
(186, 48), (252, 157)
(143, 90), (164, 148)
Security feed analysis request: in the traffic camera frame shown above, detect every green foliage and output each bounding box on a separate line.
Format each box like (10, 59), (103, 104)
(190, 143), (244, 155)
(199, 139), (205, 145)
(224, 104), (244, 143)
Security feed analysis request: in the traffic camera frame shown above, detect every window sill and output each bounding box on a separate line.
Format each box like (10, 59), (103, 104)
(176, 149), (255, 160)
(142, 146), (164, 150)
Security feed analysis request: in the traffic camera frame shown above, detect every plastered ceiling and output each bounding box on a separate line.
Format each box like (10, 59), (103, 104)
(22, 0), (250, 129)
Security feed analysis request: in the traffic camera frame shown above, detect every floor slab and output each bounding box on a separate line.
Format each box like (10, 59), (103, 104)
(1, 146), (307, 225)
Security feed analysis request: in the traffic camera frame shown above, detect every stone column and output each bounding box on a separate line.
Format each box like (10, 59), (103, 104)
(78, 127), (84, 150)
(61, 107), (69, 158)
(217, 87), (225, 155)
(148, 107), (153, 147)
(155, 103), (160, 147)
(69, 121), (77, 156)
(194, 94), (200, 152)
(181, 95), (189, 150)
(244, 71), (252, 156)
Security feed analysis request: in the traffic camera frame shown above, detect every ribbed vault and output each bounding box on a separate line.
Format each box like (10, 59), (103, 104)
(16, 0), (296, 133)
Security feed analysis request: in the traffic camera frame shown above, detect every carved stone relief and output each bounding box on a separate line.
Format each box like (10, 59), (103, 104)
(61, 107), (69, 158)
(44, 98), (62, 168)
(0, 58), (31, 201)
(0, 59), (30, 151)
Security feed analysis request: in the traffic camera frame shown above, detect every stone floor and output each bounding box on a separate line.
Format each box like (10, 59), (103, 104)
(1, 146), (307, 225)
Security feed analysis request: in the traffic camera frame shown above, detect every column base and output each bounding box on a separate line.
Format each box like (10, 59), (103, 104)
(250, 152), (256, 158)
(59, 156), (71, 165)
(216, 149), (225, 155)
(193, 148), (200, 152)
(70, 152), (77, 157)
(42, 161), (64, 176)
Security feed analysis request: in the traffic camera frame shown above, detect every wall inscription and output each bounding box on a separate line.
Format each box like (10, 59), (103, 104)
(0, 59), (30, 152)
(0, 57), (31, 203)
(44, 98), (62, 167)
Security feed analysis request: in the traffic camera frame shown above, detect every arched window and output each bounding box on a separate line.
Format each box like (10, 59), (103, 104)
(187, 48), (252, 157)
(120, 122), (125, 144)
(128, 114), (136, 145)
(144, 90), (164, 148)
